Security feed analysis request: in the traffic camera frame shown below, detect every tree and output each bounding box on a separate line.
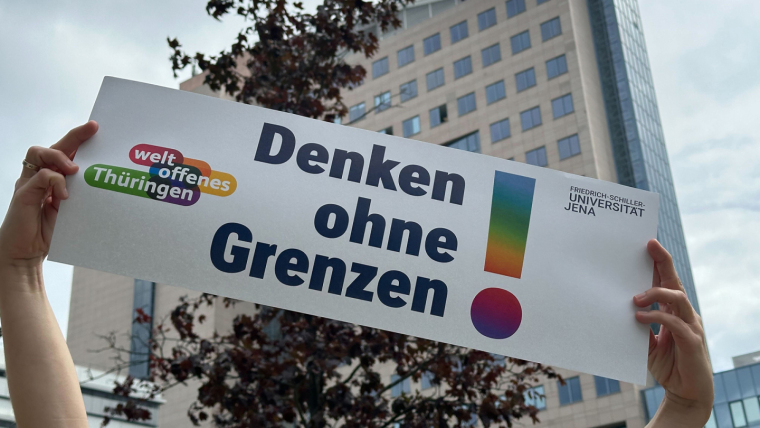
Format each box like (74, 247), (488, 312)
(98, 1), (562, 426)
(102, 295), (560, 427)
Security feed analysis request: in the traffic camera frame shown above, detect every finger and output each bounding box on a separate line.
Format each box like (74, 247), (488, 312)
(647, 239), (684, 291)
(634, 288), (696, 323)
(15, 169), (68, 207)
(635, 310), (694, 343)
(50, 120), (99, 158)
(21, 146), (80, 179)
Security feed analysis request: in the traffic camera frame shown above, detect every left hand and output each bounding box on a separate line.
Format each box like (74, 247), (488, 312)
(0, 121), (98, 272)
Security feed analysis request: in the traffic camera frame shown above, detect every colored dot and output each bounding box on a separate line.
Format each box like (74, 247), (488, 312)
(470, 288), (522, 339)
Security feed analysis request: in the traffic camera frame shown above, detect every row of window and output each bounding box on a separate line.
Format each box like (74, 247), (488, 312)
(351, 52), (569, 125)
(371, 3), (563, 80)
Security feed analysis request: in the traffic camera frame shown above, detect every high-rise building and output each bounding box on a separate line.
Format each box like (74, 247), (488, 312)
(67, 0), (700, 427)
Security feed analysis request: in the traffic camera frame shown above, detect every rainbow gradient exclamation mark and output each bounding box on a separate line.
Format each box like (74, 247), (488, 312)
(483, 171), (536, 278)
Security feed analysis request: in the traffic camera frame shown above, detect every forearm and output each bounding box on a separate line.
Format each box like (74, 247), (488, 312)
(0, 264), (88, 428)
(646, 393), (712, 428)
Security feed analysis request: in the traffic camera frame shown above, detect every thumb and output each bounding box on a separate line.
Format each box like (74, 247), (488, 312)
(15, 169), (68, 207)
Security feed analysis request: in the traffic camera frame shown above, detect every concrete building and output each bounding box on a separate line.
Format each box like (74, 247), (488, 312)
(0, 346), (162, 427)
(733, 351), (760, 370)
(67, 0), (700, 427)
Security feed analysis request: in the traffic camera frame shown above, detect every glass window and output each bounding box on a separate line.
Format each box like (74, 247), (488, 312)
(486, 80), (506, 104)
(397, 45), (415, 67)
(450, 20), (469, 44)
(130, 279), (155, 379)
(515, 67), (536, 92)
(751, 365), (760, 395)
(446, 131), (480, 153)
(705, 410), (718, 428)
(537, 0), (550, 4)
(402, 116), (420, 137)
(526, 146), (548, 167)
(594, 376), (621, 397)
(541, 17), (562, 41)
(511, 30), (531, 54)
(506, 0), (526, 17)
(490, 118), (511, 143)
(552, 93), (574, 118)
(523, 385), (546, 410)
(374, 91), (391, 113)
(421, 371), (434, 390)
(429, 104), (448, 128)
(478, 8), (497, 31)
(349, 102), (365, 122)
(391, 374), (411, 398)
(520, 106), (542, 130)
(379, 126), (393, 135)
(457, 92), (477, 116)
(546, 54), (568, 79)
(744, 397), (760, 424)
(715, 403), (732, 428)
(400, 80), (418, 102)
(424, 33), (442, 55)
(558, 134), (581, 160)
(333, 116), (342, 125)
(454, 56), (473, 79)
(731, 401), (748, 427)
(723, 371), (742, 402)
(426, 68), (445, 91)
(372, 57), (389, 79)
(481, 43), (502, 67)
(557, 377), (582, 404)
(737, 367), (755, 398)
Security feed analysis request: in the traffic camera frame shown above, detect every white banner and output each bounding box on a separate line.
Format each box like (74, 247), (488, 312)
(50, 77), (659, 384)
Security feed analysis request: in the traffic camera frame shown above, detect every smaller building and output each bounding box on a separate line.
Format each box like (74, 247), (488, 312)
(642, 356), (760, 428)
(0, 346), (162, 428)
(734, 352), (760, 370)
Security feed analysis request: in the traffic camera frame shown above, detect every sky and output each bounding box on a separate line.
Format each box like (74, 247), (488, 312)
(0, 0), (758, 373)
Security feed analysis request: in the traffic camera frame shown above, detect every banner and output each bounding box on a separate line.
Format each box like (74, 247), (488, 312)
(50, 77), (659, 384)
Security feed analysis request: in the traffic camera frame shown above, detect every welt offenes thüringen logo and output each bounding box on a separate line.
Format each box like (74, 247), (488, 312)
(84, 144), (237, 206)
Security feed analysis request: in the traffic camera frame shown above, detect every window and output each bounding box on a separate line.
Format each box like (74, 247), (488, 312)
(594, 376), (621, 397)
(478, 8), (497, 30)
(546, 54), (568, 79)
(424, 33), (442, 55)
(446, 131), (480, 153)
(391, 374), (411, 398)
(552, 93), (574, 118)
(403, 116), (420, 137)
(457, 92), (477, 116)
(481, 43), (502, 67)
(374, 91), (391, 113)
(400, 80), (418, 102)
(372, 57), (389, 78)
(450, 20), (469, 44)
(515, 67), (536, 92)
(490, 118), (511, 142)
(511, 30), (531, 54)
(506, 0), (526, 17)
(558, 134), (581, 160)
(744, 397), (760, 424)
(537, 0), (551, 4)
(333, 116), (342, 125)
(523, 385), (546, 410)
(397, 45), (415, 67)
(705, 410), (717, 428)
(520, 106), (542, 130)
(454, 56), (473, 79)
(526, 146), (548, 167)
(429, 104), (448, 128)
(349, 102), (365, 122)
(129, 279), (155, 379)
(541, 17), (562, 41)
(486, 80), (506, 104)
(731, 401), (748, 427)
(421, 371), (435, 390)
(557, 376), (582, 405)
(379, 126), (393, 135)
(426, 68), (445, 91)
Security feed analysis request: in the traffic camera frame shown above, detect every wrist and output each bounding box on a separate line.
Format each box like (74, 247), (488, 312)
(0, 261), (45, 294)
(651, 393), (713, 428)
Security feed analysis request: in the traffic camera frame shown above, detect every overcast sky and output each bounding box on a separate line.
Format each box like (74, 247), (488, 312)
(1, 0), (758, 373)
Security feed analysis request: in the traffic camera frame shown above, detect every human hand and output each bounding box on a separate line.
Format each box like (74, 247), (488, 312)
(0, 121), (98, 273)
(634, 239), (713, 427)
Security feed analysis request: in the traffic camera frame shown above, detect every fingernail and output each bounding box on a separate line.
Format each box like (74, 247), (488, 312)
(64, 188), (69, 198)
(634, 292), (647, 300)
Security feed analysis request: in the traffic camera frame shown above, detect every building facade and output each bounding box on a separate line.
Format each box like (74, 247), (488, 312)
(67, 0), (699, 427)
